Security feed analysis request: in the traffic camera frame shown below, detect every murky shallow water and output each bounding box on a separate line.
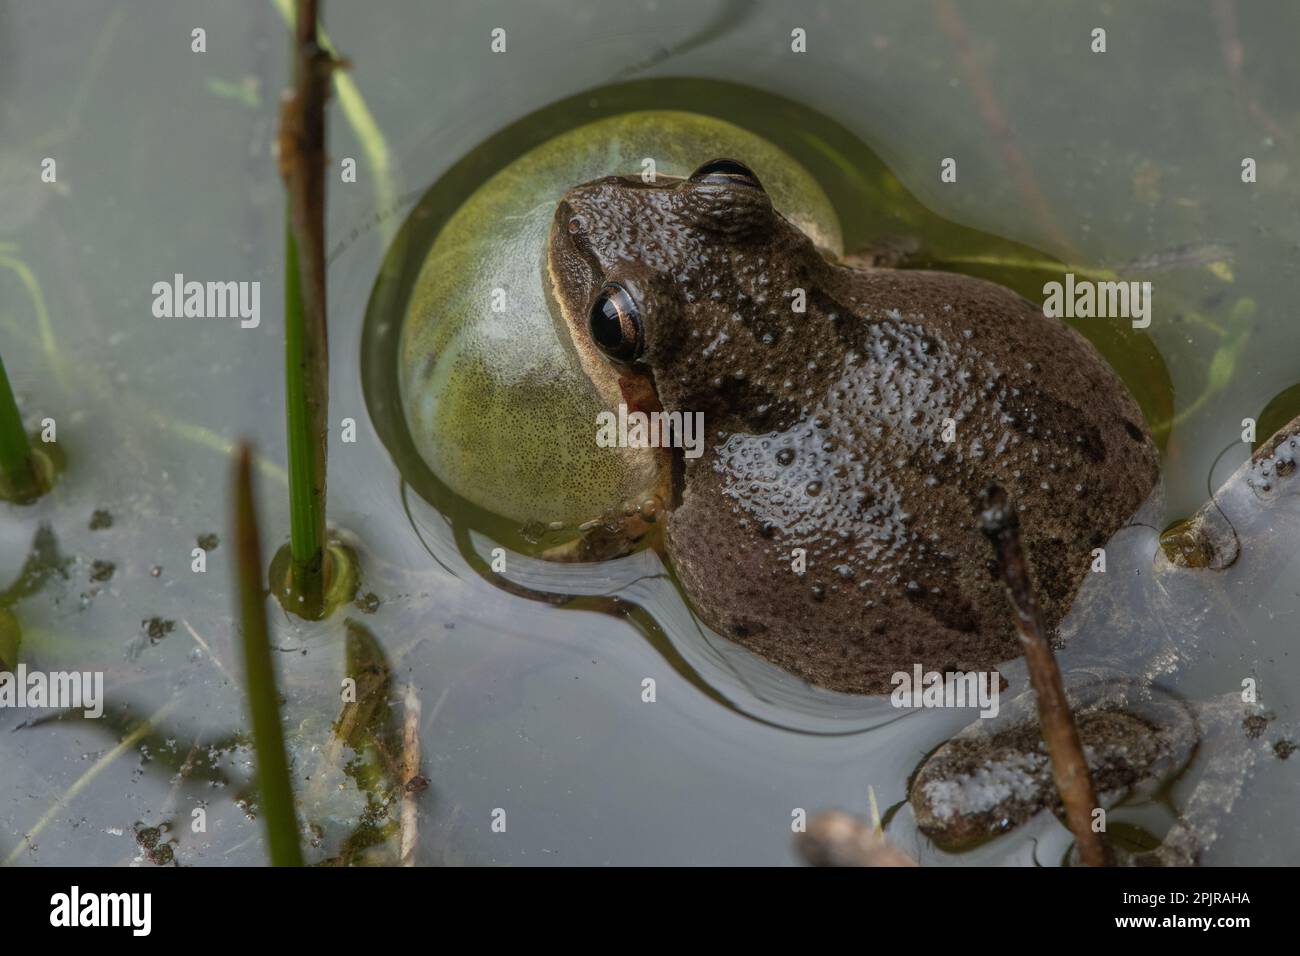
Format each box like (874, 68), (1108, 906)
(1, 1), (1298, 866)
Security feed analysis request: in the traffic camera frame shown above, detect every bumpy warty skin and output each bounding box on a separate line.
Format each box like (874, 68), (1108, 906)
(550, 171), (1159, 695)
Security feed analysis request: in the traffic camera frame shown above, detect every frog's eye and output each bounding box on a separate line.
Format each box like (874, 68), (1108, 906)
(688, 158), (764, 191)
(588, 282), (644, 363)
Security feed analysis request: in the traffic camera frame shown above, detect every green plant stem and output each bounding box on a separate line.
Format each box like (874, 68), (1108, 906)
(283, 225), (325, 581)
(280, 0), (333, 612)
(233, 443), (304, 867)
(0, 354), (41, 500)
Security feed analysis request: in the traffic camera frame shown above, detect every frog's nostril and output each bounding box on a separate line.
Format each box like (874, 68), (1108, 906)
(557, 200), (583, 235)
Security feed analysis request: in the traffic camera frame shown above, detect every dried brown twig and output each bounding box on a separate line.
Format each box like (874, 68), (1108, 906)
(979, 485), (1111, 866)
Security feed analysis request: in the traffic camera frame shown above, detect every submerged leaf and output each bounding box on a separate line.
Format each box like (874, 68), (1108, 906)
(1, 523), (72, 608)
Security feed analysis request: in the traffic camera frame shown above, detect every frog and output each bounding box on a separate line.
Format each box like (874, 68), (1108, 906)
(546, 157), (1161, 696)
(543, 159), (1300, 859)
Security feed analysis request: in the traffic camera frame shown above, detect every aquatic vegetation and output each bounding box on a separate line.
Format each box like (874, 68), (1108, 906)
(0, 355), (44, 503)
(275, 0), (342, 619)
(232, 444), (303, 867)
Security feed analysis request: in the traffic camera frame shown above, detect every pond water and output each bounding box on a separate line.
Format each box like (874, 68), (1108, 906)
(1, 0), (1298, 866)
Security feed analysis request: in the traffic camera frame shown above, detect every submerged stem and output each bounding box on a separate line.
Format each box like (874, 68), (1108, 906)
(0, 253), (65, 388)
(233, 443), (303, 867)
(2, 697), (182, 866)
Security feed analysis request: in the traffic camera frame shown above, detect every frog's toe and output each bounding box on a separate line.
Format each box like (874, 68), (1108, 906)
(1158, 412), (1300, 571)
(540, 514), (655, 563)
(1246, 413), (1300, 501)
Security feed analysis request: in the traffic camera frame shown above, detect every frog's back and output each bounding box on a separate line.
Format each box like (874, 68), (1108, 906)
(666, 267), (1159, 695)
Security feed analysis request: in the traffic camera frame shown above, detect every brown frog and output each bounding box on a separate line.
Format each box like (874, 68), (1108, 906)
(547, 158), (1159, 695)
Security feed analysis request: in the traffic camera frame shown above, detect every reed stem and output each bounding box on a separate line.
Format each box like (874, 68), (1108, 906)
(233, 443), (304, 867)
(283, 225), (325, 609)
(279, 0), (333, 614)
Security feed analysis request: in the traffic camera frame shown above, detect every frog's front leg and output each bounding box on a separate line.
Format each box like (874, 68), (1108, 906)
(540, 508), (662, 562)
(909, 680), (1277, 863)
(541, 448), (674, 563)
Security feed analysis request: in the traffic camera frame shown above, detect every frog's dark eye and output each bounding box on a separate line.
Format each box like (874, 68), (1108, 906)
(588, 282), (644, 363)
(688, 158), (764, 190)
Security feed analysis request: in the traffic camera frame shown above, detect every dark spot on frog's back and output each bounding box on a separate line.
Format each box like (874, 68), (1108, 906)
(731, 618), (767, 639)
(1004, 382), (1107, 463)
(903, 577), (980, 633)
(711, 375), (801, 431)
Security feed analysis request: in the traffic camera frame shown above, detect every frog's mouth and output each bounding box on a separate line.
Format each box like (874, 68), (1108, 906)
(614, 363), (660, 418)
(622, 366), (683, 509)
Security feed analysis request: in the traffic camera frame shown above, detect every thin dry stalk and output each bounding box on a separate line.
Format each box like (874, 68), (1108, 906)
(979, 485), (1111, 867)
(399, 682), (422, 866)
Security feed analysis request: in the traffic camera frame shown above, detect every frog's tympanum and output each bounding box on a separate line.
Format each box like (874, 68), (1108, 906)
(548, 159), (1159, 695)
